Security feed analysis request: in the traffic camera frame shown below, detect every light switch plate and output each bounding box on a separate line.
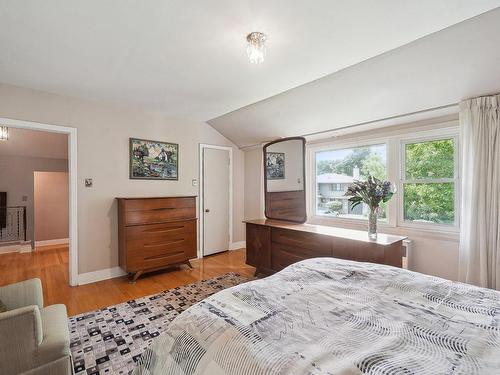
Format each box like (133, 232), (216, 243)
(191, 179), (198, 187)
(85, 178), (93, 187)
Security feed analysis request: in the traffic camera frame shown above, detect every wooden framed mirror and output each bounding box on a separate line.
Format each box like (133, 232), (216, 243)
(263, 137), (306, 223)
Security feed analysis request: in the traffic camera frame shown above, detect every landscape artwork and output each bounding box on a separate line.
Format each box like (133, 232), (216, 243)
(266, 152), (285, 179)
(130, 138), (178, 180)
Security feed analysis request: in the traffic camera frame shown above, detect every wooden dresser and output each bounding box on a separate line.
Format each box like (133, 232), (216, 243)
(245, 219), (406, 275)
(117, 196), (197, 282)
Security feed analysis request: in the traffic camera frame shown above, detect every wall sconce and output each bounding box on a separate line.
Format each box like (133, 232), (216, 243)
(0, 126), (9, 141)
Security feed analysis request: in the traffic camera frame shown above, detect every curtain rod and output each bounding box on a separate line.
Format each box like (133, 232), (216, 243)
(240, 102), (459, 150)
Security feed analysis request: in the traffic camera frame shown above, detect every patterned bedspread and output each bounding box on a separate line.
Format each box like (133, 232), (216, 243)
(134, 258), (500, 374)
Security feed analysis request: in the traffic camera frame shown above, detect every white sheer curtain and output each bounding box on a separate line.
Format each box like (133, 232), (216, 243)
(459, 94), (500, 290)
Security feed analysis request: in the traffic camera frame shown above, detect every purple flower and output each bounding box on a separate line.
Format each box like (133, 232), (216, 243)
(344, 176), (395, 210)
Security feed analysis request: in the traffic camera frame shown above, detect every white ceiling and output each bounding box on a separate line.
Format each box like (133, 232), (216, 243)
(0, 128), (68, 159)
(0, 0), (499, 130)
(210, 7), (500, 147)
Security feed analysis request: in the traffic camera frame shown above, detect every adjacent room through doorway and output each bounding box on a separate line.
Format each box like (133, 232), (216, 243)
(0, 127), (69, 286)
(34, 171), (69, 248)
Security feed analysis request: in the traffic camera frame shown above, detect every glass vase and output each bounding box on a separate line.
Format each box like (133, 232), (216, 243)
(368, 207), (378, 240)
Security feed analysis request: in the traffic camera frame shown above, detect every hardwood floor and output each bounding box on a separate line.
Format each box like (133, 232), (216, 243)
(0, 245), (254, 316)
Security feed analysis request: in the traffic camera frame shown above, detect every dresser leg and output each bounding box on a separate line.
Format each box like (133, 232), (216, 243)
(129, 270), (143, 284)
(185, 260), (193, 269)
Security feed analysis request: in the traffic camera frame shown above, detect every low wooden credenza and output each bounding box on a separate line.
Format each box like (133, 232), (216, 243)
(245, 219), (406, 275)
(117, 196), (197, 282)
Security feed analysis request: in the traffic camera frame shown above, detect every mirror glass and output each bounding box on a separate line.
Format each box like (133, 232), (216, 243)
(264, 137), (306, 223)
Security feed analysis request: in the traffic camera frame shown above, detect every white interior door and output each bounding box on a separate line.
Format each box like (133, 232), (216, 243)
(203, 147), (230, 256)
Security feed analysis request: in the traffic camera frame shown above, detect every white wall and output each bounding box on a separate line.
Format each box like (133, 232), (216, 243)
(0, 127), (68, 159)
(0, 83), (245, 274)
(243, 116), (461, 281)
(34, 171), (69, 242)
(244, 147), (265, 221)
(0, 155), (68, 244)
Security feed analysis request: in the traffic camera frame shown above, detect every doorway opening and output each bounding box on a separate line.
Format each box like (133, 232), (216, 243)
(199, 144), (232, 257)
(0, 117), (78, 286)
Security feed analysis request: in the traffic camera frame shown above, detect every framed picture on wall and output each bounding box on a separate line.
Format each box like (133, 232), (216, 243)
(266, 152), (285, 180)
(129, 138), (179, 180)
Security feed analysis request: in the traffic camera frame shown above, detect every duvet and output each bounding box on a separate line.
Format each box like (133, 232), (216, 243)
(134, 258), (500, 374)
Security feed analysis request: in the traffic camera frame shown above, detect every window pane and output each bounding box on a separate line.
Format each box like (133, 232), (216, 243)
(403, 183), (454, 224)
(405, 138), (454, 179)
(316, 144), (386, 219)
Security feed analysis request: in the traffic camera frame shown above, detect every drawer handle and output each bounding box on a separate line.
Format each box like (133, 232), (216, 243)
(278, 234), (320, 245)
(144, 238), (185, 247)
(150, 207), (176, 211)
(144, 226), (184, 233)
(144, 250), (184, 260)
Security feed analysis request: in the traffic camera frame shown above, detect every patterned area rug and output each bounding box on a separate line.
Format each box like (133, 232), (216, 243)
(68, 273), (250, 375)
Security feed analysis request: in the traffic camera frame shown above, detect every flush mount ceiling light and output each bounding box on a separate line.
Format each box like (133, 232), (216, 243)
(0, 126), (9, 141)
(246, 32), (267, 64)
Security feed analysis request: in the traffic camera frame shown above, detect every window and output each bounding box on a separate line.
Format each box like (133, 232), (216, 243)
(402, 137), (457, 226)
(315, 144), (387, 219)
(309, 127), (460, 230)
(329, 183), (342, 191)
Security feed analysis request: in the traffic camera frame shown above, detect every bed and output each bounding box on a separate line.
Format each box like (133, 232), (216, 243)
(134, 258), (500, 374)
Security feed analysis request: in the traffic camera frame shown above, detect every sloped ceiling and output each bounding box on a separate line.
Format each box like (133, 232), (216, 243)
(0, 1), (499, 147)
(209, 7), (500, 147)
(0, 1), (499, 132)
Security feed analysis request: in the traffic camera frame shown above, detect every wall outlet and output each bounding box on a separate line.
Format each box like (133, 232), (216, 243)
(22, 195), (28, 202)
(191, 179), (198, 187)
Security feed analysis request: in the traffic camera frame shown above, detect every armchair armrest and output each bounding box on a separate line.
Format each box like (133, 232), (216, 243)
(0, 305), (43, 374)
(0, 278), (43, 310)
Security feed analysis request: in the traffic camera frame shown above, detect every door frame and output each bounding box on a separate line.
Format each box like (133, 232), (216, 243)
(0, 117), (78, 286)
(198, 144), (233, 258)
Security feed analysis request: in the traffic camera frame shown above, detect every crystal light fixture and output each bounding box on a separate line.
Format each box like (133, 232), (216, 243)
(246, 32), (267, 64)
(0, 126), (8, 141)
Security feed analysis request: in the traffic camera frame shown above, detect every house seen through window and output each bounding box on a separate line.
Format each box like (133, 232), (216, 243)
(315, 144), (387, 219)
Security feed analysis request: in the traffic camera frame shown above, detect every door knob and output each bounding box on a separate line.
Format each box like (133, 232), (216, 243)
(205, 209), (210, 213)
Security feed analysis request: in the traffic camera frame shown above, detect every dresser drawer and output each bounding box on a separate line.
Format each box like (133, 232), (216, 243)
(124, 197), (196, 225)
(271, 243), (311, 271)
(271, 228), (331, 253)
(126, 221), (196, 251)
(127, 247), (191, 272)
(126, 221), (195, 242)
(126, 227), (196, 271)
(332, 237), (384, 265)
(246, 224), (271, 271)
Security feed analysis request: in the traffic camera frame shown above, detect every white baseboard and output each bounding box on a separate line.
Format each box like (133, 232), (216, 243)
(0, 244), (21, 254)
(78, 266), (127, 285)
(35, 238), (69, 247)
(0, 242), (33, 254)
(19, 243), (33, 253)
(229, 241), (246, 250)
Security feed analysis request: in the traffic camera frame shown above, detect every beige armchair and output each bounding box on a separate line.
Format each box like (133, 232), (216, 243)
(0, 278), (72, 375)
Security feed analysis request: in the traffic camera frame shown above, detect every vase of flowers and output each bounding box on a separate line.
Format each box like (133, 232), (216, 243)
(344, 176), (395, 240)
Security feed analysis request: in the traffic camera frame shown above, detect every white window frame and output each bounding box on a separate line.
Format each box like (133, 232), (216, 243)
(398, 133), (460, 232)
(307, 124), (460, 233)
